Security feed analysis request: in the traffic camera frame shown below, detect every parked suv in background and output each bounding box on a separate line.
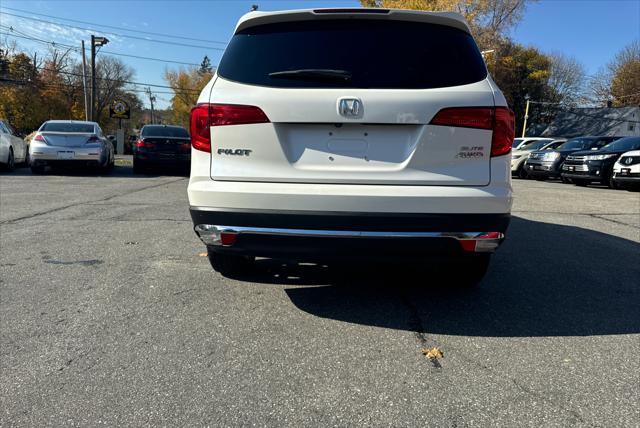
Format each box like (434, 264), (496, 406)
(510, 139), (563, 179)
(562, 136), (640, 188)
(188, 8), (514, 286)
(525, 136), (621, 181)
(612, 149), (640, 190)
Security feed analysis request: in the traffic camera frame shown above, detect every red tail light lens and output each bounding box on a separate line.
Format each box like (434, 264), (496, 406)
(34, 134), (47, 143)
(430, 107), (493, 130)
(135, 139), (155, 149)
(189, 103), (270, 153)
(87, 135), (100, 143)
(180, 142), (191, 152)
(491, 107), (515, 157)
(429, 106), (515, 157)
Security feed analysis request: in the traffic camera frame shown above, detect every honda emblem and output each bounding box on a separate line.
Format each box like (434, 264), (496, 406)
(338, 98), (363, 118)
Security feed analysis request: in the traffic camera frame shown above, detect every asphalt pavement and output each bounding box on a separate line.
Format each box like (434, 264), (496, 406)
(1, 163), (639, 426)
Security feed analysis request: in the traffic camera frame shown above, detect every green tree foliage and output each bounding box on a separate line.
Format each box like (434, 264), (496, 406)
(164, 66), (213, 128)
(610, 40), (640, 107)
(0, 44), (141, 134)
(360, 0), (532, 49)
(199, 55), (213, 75)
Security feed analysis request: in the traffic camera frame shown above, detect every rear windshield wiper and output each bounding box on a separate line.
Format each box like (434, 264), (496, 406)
(268, 69), (352, 82)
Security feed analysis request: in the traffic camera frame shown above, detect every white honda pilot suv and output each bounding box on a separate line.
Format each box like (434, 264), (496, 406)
(188, 8), (514, 285)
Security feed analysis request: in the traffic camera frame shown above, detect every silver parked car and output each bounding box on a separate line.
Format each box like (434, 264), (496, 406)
(29, 120), (114, 174)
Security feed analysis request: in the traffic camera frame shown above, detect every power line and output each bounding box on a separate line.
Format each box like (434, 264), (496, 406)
(23, 62), (203, 93)
(0, 11), (227, 51)
(0, 30), (203, 66)
(0, 76), (195, 96)
(0, 6), (229, 46)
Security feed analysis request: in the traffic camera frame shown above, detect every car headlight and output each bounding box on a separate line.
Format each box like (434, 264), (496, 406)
(585, 154), (617, 161)
(542, 152), (560, 161)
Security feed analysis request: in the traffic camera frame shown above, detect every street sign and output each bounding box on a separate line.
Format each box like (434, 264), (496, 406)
(109, 99), (130, 119)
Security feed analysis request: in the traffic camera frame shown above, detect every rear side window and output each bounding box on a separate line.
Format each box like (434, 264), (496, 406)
(601, 137), (640, 152)
(218, 19), (487, 89)
(41, 123), (95, 133)
(141, 126), (189, 138)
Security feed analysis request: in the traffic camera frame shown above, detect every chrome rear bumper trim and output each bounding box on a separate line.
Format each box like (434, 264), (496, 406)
(194, 225), (505, 252)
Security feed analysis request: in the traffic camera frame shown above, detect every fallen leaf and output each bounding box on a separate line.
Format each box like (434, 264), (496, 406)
(198, 252), (208, 257)
(421, 347), (444, 360)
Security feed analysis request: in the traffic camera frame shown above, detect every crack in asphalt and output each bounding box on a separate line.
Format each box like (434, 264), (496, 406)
(0, 178), (186, 225)
(588, 214), (640, 229)
(399, 291), (598, 425)
(399, 293), (443, 369)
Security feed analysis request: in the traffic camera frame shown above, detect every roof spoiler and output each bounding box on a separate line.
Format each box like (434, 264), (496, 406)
(312, 8), (390, 14)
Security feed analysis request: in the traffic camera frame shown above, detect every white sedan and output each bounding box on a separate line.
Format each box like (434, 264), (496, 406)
(0, 119), (28, 171)
(612, 149), (640, 190)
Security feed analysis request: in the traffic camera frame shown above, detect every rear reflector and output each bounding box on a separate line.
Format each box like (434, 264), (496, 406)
(220, 232), (237, 246)
(429, 107), (515, 157)
(190, 103), (270, 153)
(459, 232), (503, 253)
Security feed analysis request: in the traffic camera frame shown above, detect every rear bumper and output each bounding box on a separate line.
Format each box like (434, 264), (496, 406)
(30, 145), (104, 163)
(524, 160), (562, 177)
(134, 153), (190, 164)
(190, 208), (510, 259)
(613, 174), (640, 184)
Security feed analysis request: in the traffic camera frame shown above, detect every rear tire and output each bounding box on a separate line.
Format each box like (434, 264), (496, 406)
(207, 248), (254, 276)
(452, 254), (491, 288)
(606, 175), (618, 189)
(2, 149), (15, 171)
(517, 164), (528, 179)
(561, 176), (572, 184)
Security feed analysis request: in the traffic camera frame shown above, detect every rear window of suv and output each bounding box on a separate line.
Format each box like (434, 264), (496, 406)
(218, 19), (487, 89)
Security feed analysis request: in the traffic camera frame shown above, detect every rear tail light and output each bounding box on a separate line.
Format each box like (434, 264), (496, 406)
(135, 139), (155, 149)
(87, 135), (100, 143)
(34, 134), (47, 143)
(180, 142), (191, 152)
(190, 103), (270, 153)
(491, 107), (515, 157)
(430, 106), (515, 157)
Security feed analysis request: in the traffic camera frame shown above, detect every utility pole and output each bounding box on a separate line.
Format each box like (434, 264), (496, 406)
(81, 40), (89, 121)
(90, 35), (95, 121)
(521, 95), (531, 138)
(89, 35), (109, 122)
(146, 87), (156, 124)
